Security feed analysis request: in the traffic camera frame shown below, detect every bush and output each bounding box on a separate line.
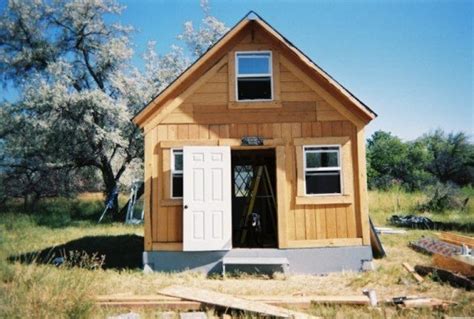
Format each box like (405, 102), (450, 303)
(416, 183), (468, 213)
(60, 250), (105, 270)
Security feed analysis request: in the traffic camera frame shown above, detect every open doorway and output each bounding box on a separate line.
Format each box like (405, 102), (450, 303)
(231, 149), (277, 248)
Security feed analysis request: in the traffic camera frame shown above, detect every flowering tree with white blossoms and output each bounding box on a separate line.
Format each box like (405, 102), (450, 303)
(0, 0), (228, 217)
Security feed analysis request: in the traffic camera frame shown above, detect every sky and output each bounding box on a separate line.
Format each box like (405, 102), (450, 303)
(1, 0), (473, 140)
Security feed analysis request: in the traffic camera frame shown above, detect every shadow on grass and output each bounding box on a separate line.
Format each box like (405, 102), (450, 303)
(429, 221), (474, 233)
(8, 234), (143, 270)
(389, 215), (474, 233)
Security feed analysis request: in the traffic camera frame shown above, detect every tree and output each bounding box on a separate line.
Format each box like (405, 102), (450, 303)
(177, 0), (228, 59)
(420, 130), (474, 186)
(0, 0), (143, 216)
(366, 130), (433, 190)
(0, 0), (228, 217)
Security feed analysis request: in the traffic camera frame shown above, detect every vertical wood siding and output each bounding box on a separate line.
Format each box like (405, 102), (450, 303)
(144, 28), (365, 248)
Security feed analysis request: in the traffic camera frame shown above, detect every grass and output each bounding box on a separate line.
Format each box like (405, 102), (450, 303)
(0, 190), (473, 318)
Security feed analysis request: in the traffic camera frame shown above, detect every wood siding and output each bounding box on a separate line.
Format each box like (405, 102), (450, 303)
(143, 27), (368, 250)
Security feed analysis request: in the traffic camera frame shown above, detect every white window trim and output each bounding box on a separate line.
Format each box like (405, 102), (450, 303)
(170, 148), (183, 199)
(303, 145), (343, 196)
(235, 51), (273, 102)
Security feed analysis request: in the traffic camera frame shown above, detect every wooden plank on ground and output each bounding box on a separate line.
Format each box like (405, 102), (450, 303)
(96, 300), (202, 310)
(432, 253), (474, 277)
(402, 262), (424, 283)
(439, 232), (474, 248)
(159, 286), (317, 319)
(244, 295), (370, 307)
(370, 218), (386, 258)
(414, 265), (473, 290)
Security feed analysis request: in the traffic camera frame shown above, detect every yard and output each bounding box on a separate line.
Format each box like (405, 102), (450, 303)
(0, 190), (473, 318)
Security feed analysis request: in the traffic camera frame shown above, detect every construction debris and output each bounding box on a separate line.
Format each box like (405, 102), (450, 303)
(95, 291), (455, 312)
(370, 218), (386, 259)
(414, 265), (473, 290)
(375, 227), (407, 235)
(389, 215), (434, 229)
(96, 295), (201, 311)
(409, 237), (461, 256)
(432, 253), (474, 277)
(159, 286), (317, 319)
(388, 296), (455, 309)
(402, 262), (424, 283)
(438, 232), (474, 249)
(244, 295), (371, 308)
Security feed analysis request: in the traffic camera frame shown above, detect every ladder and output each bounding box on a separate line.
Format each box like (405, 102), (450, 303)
(125, 181), (144, 224)
(239, 165), (277, 245)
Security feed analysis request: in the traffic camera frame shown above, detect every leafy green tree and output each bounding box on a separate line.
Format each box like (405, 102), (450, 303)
(367, 130), (433, 190)
(419, 130), (473, 186)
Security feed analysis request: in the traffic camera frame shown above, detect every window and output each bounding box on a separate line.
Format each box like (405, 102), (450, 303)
(236, 52), (272, 101)
(304, 146), (342, 195)
(171, 149), (183, 198)
(234, 165), (254, 197)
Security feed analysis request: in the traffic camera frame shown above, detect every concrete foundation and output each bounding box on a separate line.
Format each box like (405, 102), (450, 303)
(143, 246), (373, 275)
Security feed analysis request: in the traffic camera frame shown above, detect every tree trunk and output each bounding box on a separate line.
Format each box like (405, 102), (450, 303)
(100, 165), (122, 222)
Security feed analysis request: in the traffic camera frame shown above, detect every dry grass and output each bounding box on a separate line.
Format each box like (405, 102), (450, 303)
(1, 190), (473, 318)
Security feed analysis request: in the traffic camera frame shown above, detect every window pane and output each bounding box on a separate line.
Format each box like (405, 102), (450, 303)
(305, 151), (339, 168)
(174, 152), (183, 171)
(237, 54), (270, 74)
(237, 77), (271, 100)
(305, 171), (341, 194)
(172, 174), (183, 198)
(234, 165), (253, 197)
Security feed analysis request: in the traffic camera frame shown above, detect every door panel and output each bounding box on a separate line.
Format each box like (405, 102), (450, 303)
(183, 146), (232, 251)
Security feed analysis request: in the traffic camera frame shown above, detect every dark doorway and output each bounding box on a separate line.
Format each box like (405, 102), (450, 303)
(231, 149), (277, 248)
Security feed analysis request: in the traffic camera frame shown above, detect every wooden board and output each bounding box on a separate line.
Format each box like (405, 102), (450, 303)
(402, 262), (424, 283)
(370, 218), (386, 258)
(159, 286), (317, 319)
(439, 232), (474, 248)
(414, 265), (473, 290)
(433, 253), (474, 277)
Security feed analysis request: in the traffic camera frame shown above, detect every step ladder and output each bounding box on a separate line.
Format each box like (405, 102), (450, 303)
(238, 165), (277, 245)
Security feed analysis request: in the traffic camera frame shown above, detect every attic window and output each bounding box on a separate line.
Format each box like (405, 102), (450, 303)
(236, 52), (273, 101)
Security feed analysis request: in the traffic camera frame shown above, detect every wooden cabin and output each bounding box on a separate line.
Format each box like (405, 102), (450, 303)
(133, 13), (377, 274)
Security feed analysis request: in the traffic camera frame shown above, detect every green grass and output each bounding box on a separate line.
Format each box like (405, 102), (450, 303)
(0, 190), (473, 318)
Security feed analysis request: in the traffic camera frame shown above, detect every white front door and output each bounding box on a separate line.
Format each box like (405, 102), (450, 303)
(183, 146), (232, 251)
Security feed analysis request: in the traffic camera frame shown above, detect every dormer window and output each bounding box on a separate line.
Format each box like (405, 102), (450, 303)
(235, 51), (273, 101)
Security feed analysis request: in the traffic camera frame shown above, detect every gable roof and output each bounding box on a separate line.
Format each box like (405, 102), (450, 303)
(133, 11), (377, 129)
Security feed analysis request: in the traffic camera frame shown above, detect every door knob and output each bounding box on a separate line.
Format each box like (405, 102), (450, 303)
(184, 205), (188, 209)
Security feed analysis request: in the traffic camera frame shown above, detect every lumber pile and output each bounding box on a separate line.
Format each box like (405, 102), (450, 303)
(409, 232), (474, 290)
(95, 293), (373, 311)
(439, 231), (474, 248)
(414, 265), (473, 290)
(159, 285), (318, 319)
(95, 288), (455, 313)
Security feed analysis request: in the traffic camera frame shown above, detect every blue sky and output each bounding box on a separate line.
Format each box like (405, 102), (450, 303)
(2, 0), (472, 140)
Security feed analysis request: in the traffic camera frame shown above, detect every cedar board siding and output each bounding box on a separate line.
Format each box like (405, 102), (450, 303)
(143, 31), (368, 251)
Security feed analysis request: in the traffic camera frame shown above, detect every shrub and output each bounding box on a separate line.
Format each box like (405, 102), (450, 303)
(416, 183), (468, 213)
(60, 250), (105, 270)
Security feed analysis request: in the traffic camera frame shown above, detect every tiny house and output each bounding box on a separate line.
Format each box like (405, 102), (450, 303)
(133, 13), (377, 274)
